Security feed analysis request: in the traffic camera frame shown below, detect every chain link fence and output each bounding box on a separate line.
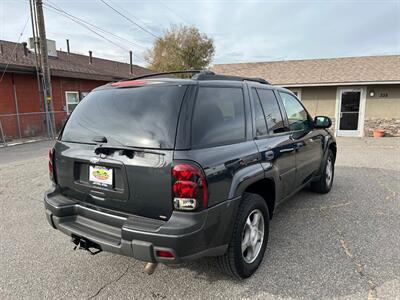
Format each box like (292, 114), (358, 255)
(0, 111), (67, 146)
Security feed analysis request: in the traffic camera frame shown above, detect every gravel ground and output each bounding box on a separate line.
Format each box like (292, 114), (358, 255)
(0, 138), (399, 299)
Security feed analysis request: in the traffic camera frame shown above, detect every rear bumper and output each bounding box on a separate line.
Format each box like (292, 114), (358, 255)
(44, 188), (241, 263)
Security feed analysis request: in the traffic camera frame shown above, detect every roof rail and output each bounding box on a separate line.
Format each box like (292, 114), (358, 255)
(119, 70), (269, 85)
(122, 70), (214, 81)
(192, 72), (269, 85)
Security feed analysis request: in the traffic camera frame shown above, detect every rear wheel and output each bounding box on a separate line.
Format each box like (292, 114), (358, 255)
(218, 193), (269, 279)
(310, 149), (335, 194)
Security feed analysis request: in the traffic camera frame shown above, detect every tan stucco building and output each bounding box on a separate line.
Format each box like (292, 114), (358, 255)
(213, 55), (400, 137)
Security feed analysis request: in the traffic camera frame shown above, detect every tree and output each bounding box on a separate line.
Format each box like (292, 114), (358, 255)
(145, 25), (215, 72)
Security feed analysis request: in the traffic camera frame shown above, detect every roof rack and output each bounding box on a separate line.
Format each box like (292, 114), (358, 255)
(121, 70), (269, 85)
(192, 73), (269, 85)
(122, 70), (212, 81)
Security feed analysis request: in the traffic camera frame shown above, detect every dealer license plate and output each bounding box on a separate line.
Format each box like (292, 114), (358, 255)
(89, 165), (113, 187)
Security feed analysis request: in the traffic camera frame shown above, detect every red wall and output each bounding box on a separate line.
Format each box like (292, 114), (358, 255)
(0, 73), (107, 140)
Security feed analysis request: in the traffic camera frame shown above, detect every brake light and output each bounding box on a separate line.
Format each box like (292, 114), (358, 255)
(172, 163), (208, 211)
(48, 148), (55, 182)
(111, 80), (146, 86)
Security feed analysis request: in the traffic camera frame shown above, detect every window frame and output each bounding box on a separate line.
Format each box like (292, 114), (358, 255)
(277, 90), (314, 133)
(65, 91), (80, 115)
(190, 85), (247, 149)
(250, 87), (289, 139)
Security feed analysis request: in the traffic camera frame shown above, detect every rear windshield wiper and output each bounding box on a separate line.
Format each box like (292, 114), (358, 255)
(94, 145), (166, 158)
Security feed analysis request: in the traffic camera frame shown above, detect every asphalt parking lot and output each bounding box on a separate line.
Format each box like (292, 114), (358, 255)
(1, 138), (399, 299)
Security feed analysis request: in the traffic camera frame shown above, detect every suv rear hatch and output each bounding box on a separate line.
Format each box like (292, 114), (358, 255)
(55, 82), (188, 220)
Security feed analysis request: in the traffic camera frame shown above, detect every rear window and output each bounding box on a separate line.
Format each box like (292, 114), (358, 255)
(191, 87), (245, 148)
(61, 85), (187, 149)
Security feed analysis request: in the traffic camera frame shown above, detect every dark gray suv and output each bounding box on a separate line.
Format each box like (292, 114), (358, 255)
(44, 71), (336, 278)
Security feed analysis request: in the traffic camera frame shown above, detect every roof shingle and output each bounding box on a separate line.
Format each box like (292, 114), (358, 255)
(212, 55), (400, 86)
(0, 40), (152, 81)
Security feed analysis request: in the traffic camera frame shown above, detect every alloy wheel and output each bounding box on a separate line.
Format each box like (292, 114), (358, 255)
(241, 209), (265, 264)
(326, 156), (333, 187)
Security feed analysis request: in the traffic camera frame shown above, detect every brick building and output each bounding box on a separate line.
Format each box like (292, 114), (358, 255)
(0, 39), (152, 142)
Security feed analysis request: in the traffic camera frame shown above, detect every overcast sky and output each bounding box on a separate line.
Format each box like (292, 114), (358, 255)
(1, 0), (399, 66)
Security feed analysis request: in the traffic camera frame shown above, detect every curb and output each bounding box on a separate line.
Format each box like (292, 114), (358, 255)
(0, 138), (51, 148)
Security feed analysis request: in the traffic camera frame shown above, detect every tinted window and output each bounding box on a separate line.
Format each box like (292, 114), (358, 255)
(279, 92), (310, 131)
(256, 89), (286, 134)
(61, 85), (187, 149)
(251, 89), (268, 136)
(192, 87), (245, 147)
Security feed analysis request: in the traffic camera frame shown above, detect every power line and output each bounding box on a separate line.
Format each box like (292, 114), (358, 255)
(44, 0), (146, 50)
(0, 14), (30, 83)
(159, 1), (192, 26)
(107, 0), (155, 30)
(18, 0), (146, 63)
(99, 0), (160, 39)
(42, 6), (128, 52)
(41, 2), (146, 63)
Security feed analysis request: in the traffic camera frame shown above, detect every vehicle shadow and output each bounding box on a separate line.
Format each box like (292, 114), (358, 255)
(162, 166), (400, 299)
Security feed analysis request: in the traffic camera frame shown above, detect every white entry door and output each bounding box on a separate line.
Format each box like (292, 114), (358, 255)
(336, 87), (366, 137)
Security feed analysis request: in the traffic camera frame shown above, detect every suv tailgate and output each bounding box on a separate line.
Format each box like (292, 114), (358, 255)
(55, 83), (188, 220)
(55, 141), (173, 220)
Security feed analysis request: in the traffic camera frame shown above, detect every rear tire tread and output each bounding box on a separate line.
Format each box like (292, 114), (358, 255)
(217, 193), (268, 279)
(310, 149), (334, 194)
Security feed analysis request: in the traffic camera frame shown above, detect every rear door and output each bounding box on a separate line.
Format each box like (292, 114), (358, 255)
(250, 87), (297, 200)
(56, 83), (189, 220)
(174, 83), (260, 207)
(278, 91), (323, 187)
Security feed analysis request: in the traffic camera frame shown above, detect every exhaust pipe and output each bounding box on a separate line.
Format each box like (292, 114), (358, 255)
(144, 262), (158, 275)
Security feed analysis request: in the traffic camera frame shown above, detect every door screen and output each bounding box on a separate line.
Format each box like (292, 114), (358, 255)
(339, 91), (361, 130)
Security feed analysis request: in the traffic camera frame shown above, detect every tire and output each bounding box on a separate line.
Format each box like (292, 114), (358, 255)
(218, 193), (269, 279)
(310, 149), (335, 194)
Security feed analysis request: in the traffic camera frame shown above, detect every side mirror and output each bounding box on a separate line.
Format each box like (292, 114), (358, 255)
(314, 116), (332, 128)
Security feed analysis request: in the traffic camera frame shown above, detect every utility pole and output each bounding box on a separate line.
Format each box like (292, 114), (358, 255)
(34, 0), (55, 138)
(129, 50), (133, 75)
(29, 0), (47, 136)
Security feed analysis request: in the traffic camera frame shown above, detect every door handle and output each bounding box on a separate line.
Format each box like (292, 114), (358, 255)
(280, 148), (295, 153)
(264, 150), (275, 160)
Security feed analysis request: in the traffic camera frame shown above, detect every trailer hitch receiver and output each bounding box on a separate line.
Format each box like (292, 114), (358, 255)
(71, 235), (102, 255)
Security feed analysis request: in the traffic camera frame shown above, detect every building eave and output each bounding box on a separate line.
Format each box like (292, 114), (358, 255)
(278, 81), (400, 88)
(0, 63), (36, 74)
(0, 64), (125, 82)
(50, 69), (123, 82)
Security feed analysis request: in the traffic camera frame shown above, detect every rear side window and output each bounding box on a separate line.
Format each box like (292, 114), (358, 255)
(61, 85), (187, 149)
(192, 87), (245, 148)
(256, 89), (286, 134)
(279, 92), (311, 131)
(251, 88), (268, 136)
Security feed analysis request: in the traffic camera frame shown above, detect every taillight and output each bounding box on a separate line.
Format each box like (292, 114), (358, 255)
(172, 163), (208, 211)
(48, 148), (55, 182)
